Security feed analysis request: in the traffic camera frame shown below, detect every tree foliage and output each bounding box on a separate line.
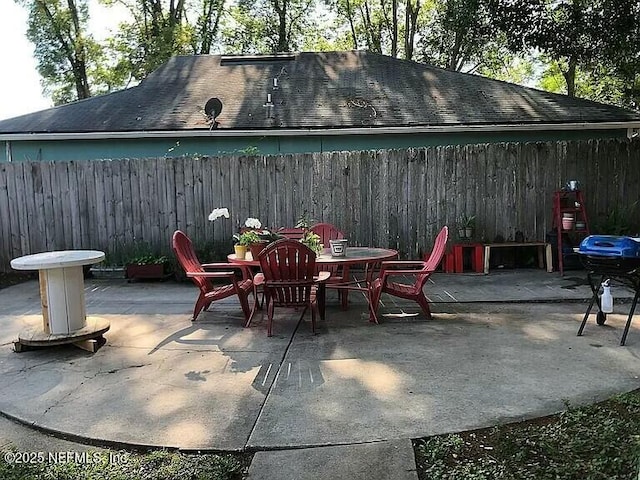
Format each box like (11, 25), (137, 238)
(327, 0), (424, 59)
(17, 0), (640, 111)
(103, 0), (198, 80)
(19, 0), (96, 104)
(222, 0), (316, 53)
(419, 0), (499, 71)
(490, 0), (639, 107)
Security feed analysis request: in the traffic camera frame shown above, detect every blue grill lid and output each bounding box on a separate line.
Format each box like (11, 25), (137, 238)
(579, 235), (640, 257)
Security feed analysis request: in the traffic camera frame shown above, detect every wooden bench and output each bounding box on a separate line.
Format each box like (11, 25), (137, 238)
(483, 242), (553, 274)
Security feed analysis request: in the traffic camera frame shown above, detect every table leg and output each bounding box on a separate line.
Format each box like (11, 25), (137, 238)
(318, 283), (326, 321)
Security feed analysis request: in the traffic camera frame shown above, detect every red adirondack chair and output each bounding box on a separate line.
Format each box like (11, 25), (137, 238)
(172, 230), (256, 325)
(258, 239), (326, 337)
(276, 227), (306, 240)
(369, 226), (449, 320)
(309, 223), (350, 309)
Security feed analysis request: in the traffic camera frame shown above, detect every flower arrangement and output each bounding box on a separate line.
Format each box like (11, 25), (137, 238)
(208, 207), (230, 221)
(208, 207), (281, 259)
(245, 217), (262, 229)
(209, 208), (266, 241)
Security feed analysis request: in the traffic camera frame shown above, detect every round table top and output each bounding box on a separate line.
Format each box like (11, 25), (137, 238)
(11, 250), (105, 270)
(228, 246), (398, 266)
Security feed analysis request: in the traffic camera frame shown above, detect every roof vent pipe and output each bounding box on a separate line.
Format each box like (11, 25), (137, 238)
(264, 94), (274, 119)
(273, 78), (279, 90)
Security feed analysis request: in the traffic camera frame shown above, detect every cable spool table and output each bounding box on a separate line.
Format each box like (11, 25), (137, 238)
(10, 250), (110, 353)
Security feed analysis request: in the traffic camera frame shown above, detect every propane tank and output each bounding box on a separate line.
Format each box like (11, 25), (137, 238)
(601, 280), (613, 314)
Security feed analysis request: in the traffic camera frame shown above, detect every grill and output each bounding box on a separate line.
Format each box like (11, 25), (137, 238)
(577, 235), (640, 345)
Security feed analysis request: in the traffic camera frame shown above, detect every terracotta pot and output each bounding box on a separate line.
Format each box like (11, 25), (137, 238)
(234, 244), (247, 260)
(249, 241), (269, 260)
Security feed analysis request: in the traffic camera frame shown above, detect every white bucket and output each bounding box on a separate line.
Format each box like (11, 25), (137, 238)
(329, 239), (348, 257)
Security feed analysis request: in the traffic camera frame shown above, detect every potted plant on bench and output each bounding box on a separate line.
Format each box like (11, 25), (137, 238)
(125, 243), (173, 281)
(458, 214), (476, 240)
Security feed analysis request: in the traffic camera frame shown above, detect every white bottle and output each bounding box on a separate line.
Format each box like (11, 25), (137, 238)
(601, 280), (613, 314)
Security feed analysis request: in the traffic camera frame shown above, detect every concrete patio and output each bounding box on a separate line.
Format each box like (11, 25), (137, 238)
(1, 270), (639, 479)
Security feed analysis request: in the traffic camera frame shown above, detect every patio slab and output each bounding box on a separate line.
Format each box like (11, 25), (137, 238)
(246, 302), (640, 448)
(0, 270), (638, 455)
(245, 439), (418, 480)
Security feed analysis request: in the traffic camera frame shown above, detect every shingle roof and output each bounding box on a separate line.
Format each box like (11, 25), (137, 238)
(1, 50), (638, 134)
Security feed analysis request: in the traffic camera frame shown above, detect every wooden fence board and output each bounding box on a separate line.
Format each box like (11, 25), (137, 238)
(1, 139), (640, 271)
(4, 163), (21, 258)
(0, 164), (10, 266)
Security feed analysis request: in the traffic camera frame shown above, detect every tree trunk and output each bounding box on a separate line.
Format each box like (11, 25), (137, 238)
(391, 0), (398, 57)
(346, 0), (359, 49)
(562, 57), (577, 97)
(36, 0), (91, 100)
(272, 0), (288, 52)
(403, 0), (420, 60)
(361, 0), (381, 53)
(66, 0), (90, 99)
(198, 0), (224, 54)
(448, 30), (463, 71)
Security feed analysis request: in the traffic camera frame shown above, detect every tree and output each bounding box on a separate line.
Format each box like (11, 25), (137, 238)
(19, 0), (96, 104)
(196, 0), (226, 53)
(593, 0), (640, 109)
(222, 0), (314, 53)
(419, 0), (502, 72)
(104, 0), (197, 80)
(403, 0), (421, 60)
(488, 0), (638, 99)
(328, 0), (423, 59)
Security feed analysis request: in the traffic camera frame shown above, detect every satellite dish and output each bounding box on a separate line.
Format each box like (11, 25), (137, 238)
(204, 97), (223, 119)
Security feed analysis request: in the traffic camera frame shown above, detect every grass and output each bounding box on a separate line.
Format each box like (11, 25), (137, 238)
(0, 449), (251, 480)
(414, 388), (640, 480)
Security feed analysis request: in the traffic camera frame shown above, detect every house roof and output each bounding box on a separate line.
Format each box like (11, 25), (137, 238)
(1, 50), (639, 135)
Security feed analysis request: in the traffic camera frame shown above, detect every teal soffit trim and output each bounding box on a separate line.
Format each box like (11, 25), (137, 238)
(1, 123), (637, 161)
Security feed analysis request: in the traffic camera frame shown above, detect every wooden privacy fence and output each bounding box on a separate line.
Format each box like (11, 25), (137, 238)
(1, 138), (639, 272)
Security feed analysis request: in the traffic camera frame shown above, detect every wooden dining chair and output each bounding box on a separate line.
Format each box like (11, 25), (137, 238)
(369, 226), (449, 320)
(258, 239), (324, 337)
(172, 230), (257, 326)
(309, 222), (350, 309)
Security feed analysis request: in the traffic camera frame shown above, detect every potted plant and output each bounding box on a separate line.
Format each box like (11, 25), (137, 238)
(234, 230), (260, 260)
(126, 253), (172, 281)
(458, 214), (476, 239)
(301, 230), (322, 254)
(89, 242), (127, 279)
